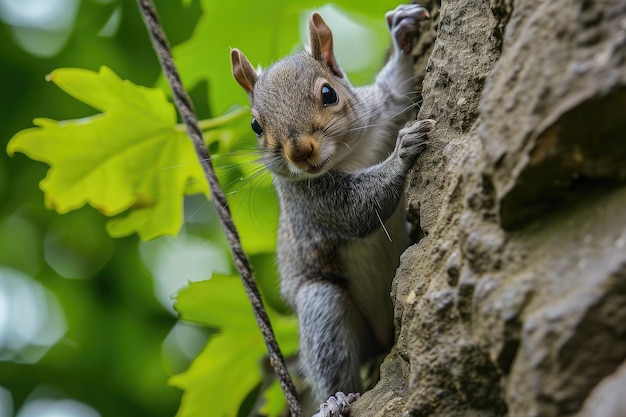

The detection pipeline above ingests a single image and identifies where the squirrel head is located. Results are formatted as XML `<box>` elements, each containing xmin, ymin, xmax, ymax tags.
<box><xmin>230</xmin><ymin>13</ymin><xmax>361</xmax><ymax>179</ymax></box>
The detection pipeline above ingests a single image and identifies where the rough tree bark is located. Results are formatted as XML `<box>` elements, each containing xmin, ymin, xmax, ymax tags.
<box><xmin>352</xmin><ymin>0</ymin><xmax>626</xmax><ymax>416</ymax></box>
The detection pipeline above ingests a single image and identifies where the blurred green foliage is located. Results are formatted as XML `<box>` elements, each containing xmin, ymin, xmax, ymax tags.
<box><xmin>0</xmin><ymin>0</ymin><xmax>402</xmax><ymax>416</ymax></box>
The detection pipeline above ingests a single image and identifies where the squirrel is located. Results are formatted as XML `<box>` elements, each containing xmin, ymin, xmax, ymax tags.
<box><xmin>230</xmin><ymin>3</ymin><xmax>434</xmax><ymax>416</ymax></box>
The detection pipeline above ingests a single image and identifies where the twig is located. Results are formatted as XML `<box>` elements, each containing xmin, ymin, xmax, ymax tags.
<box><xmin>136</xmin><ymin>1</ymin><xmax>303</xmax><ymax>415</ymax></box>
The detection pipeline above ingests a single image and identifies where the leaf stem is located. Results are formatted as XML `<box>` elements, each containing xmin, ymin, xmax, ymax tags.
<box><xmin>175</xmin><ymin>107</ymin><xmax>248</xmax><ymax>132</ymax></box>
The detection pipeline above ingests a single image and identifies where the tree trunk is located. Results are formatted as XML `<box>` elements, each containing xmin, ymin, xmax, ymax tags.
<box><xmin>353</xmin><ymin>0</ymin><xmax>626</xmax><ymax>416</ymax></box>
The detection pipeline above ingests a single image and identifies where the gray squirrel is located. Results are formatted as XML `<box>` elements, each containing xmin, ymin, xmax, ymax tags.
<box><xmin>230</xmin><ymin>3</ymin><xmax>434</xmax><ymax>416</ymax></box>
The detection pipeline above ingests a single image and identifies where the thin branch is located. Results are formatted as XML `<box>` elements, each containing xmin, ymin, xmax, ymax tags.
<box><xmin>135</xmin><ymin>1</ymin><xmax>303</xmax><ymax>415</ymax></box>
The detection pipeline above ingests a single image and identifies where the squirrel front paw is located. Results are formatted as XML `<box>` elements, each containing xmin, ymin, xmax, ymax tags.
<box><xmin>397</xmin><ymin>118</ymin><xmax>436</xmax><ymax>162</ymax></box>
<box><xmin>312</xmin><ymin>392</ymin><xmax>360</xmax><ymax>417</ymax></box>
<box><xmin>385</xmin><ymin>3</ymin><xmax>430</xmax><ymax>54</ymax></box>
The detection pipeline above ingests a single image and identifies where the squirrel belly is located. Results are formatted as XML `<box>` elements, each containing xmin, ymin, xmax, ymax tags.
<box><xmin>275</xmin><ymin>180</ymin><xmax>409</xmax><ymax>347</ymax></box>
<box><xmin>338</xmin><ymin>203</ymin><xmax>408</xmax><ymax>349</ymax></box>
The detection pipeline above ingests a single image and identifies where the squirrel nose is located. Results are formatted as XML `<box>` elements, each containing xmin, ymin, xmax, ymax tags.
<box><xmin>284</xmin><ymin>137</ymin><xmax>318</xmax><ymax>164</ymax></box>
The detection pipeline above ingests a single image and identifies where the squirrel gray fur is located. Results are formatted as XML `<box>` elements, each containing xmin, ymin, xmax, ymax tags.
<box><xmin>230</xmin><ymin>3</ymin><xmax>434</xmax><ymax>414</ymax></box>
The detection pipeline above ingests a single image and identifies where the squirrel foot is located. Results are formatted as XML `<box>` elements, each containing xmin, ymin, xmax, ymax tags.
<box><xmin>312</xmin><ymin>392</ymin><xmax>361</xmax><ymax>417</ymax></box>
<box><xmin>398</xmin><ymin>119</ymin><xmax>436</xmax><ymax>161</ymax></box>
<box><xmin>386</xmin><ymin>3</ymin><xmax>431</xmax><ymax>54</ymax></box>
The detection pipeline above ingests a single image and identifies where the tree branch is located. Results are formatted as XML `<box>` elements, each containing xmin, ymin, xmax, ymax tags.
<box><xmin>136</xmin><ymin>1</ymin><xmax>303</xmax><ymax>415</ymax></box>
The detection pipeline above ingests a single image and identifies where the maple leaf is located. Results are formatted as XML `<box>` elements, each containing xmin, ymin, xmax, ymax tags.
<box><xmin>171</xmin><ymin>276</ymin><xmax>298</xmax><ymax>417</ymax></box>
<box><xmin>7</xmin><ymin>66</ymin><xmax>211</xmax><ymax>240</ymax></box>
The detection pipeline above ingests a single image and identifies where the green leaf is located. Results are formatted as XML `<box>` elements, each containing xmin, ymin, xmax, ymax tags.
<box><xmin>260</xmin><ymin>380</ymin><xmax>288</xmax><ymax>417</ymax></box>
<box><xmin>174</xmin><ymin>275</ymin><xmax>257</xmax><ymax>330</ymax></box>
<box><xmin>173</xmin><ymin>276</ymin><xmax>298</xmax><ymax>351</ymax></box>
<box><xmin>172</xmin><ymin>276</ymin><xmax>298</xmax><ymax>417</ymax></box>
<box><xmin>170</xmin><ymin>331</ymin><xmax>264</xmax><ymax>417</ymax></box>
<box><xmin>6</xmin><ymin>67</ymin><xmax>248</xmax><ymax>241</ymax></box>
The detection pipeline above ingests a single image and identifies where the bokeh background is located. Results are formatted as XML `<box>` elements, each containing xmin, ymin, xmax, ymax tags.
<box><xmin>0</xmin><ymin>1</ymin><xmax>214</xmax><ymax>416</ymax></box>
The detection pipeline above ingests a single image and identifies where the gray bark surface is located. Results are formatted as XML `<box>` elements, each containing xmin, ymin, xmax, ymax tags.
<box><xmin>352</xmin><ymin>1</ymin><xmax>626</xmax><ymax>416</ymax></box>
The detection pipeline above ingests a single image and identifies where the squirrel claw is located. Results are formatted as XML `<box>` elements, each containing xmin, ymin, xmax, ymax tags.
<box><xmin>386</xmin><ymin>3</ymin><xmax>430</xmax><ymax>54</ymax></box>
<box><xmin>313</xmin><ymin>392</ymin><xmax>361</xmax><ymax>417</ymax></box>
<box><xmin>398</xmin><ymin>119</ymin><xmax>436</xmax><ymax>161</ymax></box>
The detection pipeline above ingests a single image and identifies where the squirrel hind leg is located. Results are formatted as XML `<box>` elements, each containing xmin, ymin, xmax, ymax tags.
<box><xmin>295</xmin><ymin>280</ymin><xmax>371</xmax><ymax>402</ymax></box>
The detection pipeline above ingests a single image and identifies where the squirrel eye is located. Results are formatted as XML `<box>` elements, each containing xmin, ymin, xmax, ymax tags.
<box><xmin>251</xmin><ymin>117</ymin><xmax>264</xmax><ymax>137</ymax></box>
<box><xmin>321</xmin><ymin>84</ymin><xmax>338</xmax><ymax>107</ymax></box>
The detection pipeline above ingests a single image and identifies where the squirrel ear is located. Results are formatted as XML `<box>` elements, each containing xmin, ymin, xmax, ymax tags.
<box><xmin>230</xmin><ymin>48</ymin><xmax>258</xmax><ymax>97</ymax></box>
<box><xmin>309</xmin><ymin>13</ymin><xmax>344</xmax><ymax>78</ymax></box>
